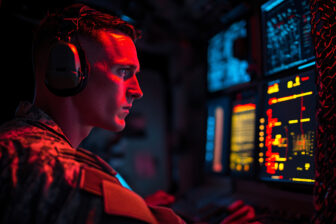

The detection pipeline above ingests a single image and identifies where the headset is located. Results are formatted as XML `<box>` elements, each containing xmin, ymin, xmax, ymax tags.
<box><xmin>44</xmin><ymin>8</ymin><xmax>89</xmax><ymax>97</ymax></box>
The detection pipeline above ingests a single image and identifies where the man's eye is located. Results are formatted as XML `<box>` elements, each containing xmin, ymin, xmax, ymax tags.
<box><xmin>118</xmin><ymin>68</ymin><xmax>133</xmax><ymax>79</ymax></box>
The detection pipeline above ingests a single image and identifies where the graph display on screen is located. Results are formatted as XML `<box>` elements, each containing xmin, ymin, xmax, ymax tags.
<box><xmin>207</xmin><ymin>20</ymin><xmax>250</xmax><ymax>92</ymax></box>
<box><xmin>258</xmin><ymin>69</ymin><xmax>317</xmax><ymax>184</ymax></box>
<box><xmin>205</xmin><ymin>97</ymin><xmax>231</xmax><ymax>174</ymax></box>
<box><xmin>229</xmin><ymin>95</ymin><xmax>256</xmax><ymax>175</ymax></box>
<box><xmin>261</xmin><ymin>0</ymin><xmax>315</xmax><ymax>76</ymax></box>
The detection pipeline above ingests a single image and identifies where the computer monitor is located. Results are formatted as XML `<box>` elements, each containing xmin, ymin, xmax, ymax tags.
<box><xmin>229</xmin><ymin>91</ymin><xmax>257</xmax><ymax>177</ymax></box>
<box><xmin>257</xmin><ymin>68</ymin><xmax>317</xmax><ymax>184</ymax></box>
<box><xmin>207</xmin><ymin>20</ymin><xmax>251</xmax><ymax>92</ymax></box>
<box><xmin>205</xmin><ymin>97</ymin><xmax>231</xmax><ymax>174</ymax></box>
<box><xmin>261</xmin><ymin>0</ymin><xmax>315</xmax><ymax>76</ymax></box>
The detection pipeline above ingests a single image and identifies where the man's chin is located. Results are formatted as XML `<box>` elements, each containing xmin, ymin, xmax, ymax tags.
<box><xmin>112</xmin><ymin>120</ymin><xmax>126</xmax><ymax>132</ymax></box>
<box><xmin>98</xmin><ymin>118</ymin><xmax>125</xmax><ymax>132</ymax></box>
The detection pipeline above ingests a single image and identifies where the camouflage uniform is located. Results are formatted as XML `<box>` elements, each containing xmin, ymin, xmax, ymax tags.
<box><xmin>0</xmin><ymin>101</ymin><xmax>184</xmax><ymax>224</ymax></box>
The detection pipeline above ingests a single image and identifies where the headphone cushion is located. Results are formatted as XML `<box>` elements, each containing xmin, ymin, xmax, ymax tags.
<box><xmin>45</xmin><ymin>41</ymin><xmax>82</xmax><ymax>90</ymax></box>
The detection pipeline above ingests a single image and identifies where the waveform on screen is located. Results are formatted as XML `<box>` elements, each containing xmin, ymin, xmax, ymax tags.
<box><xmin>258</xmin><ymin>70</ymin><xmax>316</xmax><ymax>184</ymax></box>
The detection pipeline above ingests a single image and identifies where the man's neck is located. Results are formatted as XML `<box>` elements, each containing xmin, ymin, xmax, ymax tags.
<box><xmin>34</xmin><ymin>98</ymin><xmax>92</xmax><ymax>148</ymax></box>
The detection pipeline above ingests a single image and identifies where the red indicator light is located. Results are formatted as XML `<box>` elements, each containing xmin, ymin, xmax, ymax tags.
<box><xmin>301</xmin><ymin>76</ymin><xmax>310</xmax><ymax>81</ymax></box>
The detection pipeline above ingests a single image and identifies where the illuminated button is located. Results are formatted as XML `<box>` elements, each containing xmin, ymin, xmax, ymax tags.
<box><xmin>259</xmin><ymin>158</ymin><xmax>264</xmax><ymax>163</ymax></box>
<box><xmin>268</xmin><ymin>83</ymin><xmax>279</xmax><ymax>94</ymax></box>
<box><xmin>244</xmin><ymin>165</ymin><xmax>250</xmax><ymax>171</ymax></box>
<box><xmin>274</xmin><ymin>122</ymin><xmax>282</xmax><ymax>126</ymax></box>
<box><xmin>259</xmin><ymin>152</ymin><xmax>263</xmax><ymax>157</ymax></box>
<box><xmin>213</xmin><ymin>164</ymin><xmax>223</xmax><ymax>172</ymax></box>
<box><xmin>293</xmin><ymin>76</ymin><xmax>301</xmax><ymax>87</ymax></box>
<box><xmin>259</xmin><ymin>143</ymin><xmax>264</xmax><ymax>148</ymax></box>
<box><xmin>289</xmin><ymin>120</ymin><xmax>298</xmax><ymax>124</ymax></box>
<box><xmin>260</xmin><ymin>118</ymin><xmax>265</xmax><ymax>123</ymax></box>
<box><xmin>279</xmin><ymin>163</ymin><xmax>284</xmax><ymax>171</ymax></box>
<box><xmin>236</xmin><ymin>164</ymin><xmax>242</xmax><ymax>171</ymax></box>
<box><xmin>301</xmin><ymin>118</ymin><xmax>310</xmax><ymax>123</ymax></box>
<box><xmin>259</xmin><ymin>132</ymin><xmax>264</xmax><ymax>137</ymax></box>
<box><xmin>305</xmin><ymin>163</ymin><xmax>310</xmax><ymax>170</ymax></box>
<box><xmin>259</xmin><ymin>137</ymin><xmax>264</xmax><ymax>142</ymax></box>
<box><xmin>259</xmin><ymin>125</ymin><xmax>265</xmax><ymax>130</ymax></box>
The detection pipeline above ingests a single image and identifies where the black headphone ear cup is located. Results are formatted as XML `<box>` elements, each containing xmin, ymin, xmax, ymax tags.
<box><xmin>45</xmin><ymin>41</ymin><xmax>88</xmax><ymax>96</ymax></box>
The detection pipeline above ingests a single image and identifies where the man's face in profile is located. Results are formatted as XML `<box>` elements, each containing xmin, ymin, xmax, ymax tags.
<box><xmin>73</xmin><ymin>30</ymin><xmax>143</xmax><ymax>132</ymax></box>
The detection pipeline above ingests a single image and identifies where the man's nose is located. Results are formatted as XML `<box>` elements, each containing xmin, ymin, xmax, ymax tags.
<box><xmin>127</xmin><ymin>76</ymin><xmax>143</xmax><ymax>99</ymax></box>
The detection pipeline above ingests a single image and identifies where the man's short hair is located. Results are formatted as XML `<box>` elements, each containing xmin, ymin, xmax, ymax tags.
<box><xmin>32</xmin><ymin>3</ymin><xmax>140</xmax><ymax>70</ymax></box>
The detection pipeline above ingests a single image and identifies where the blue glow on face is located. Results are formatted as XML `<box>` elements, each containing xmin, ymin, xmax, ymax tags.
<box><xmin>208</xmin><ymin>20</ymin><xmax>250</xmax><ymax>92</ymax></box>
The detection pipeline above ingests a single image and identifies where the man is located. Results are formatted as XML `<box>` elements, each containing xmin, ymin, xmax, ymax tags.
<box><xmin>0</xmin><ymin>4</ymin><xmax>258</xmax><ymax>223</ymax></box>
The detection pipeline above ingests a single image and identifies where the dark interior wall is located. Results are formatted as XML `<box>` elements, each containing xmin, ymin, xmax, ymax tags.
<box><xmin>168</xmin><ymin>39</ymin><xmax>208</xmax><ymax>194</ymax></box>
<box><xmin>0</xmin><ymin>9</ymin><xmax>35</xmax><ymax>124</ymax></box>
<box><xmin>0</xmin><ymin>0</ymin><xmax>73</xmax><ymax>124</ymax></box>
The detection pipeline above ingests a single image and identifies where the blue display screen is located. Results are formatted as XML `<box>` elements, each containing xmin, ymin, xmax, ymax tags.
<box><xmin>207</xmin><ymin>20</ymin><xmax>250</xmax><ymax>92</ymax></box>
<box><xmin>261</xmin><ymin>0</ymin><xmax>315</xmax><ymax>75</ymax></box>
